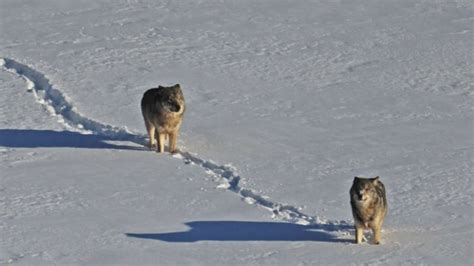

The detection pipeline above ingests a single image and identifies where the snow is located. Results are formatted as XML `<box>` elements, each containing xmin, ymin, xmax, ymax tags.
<box><xmin>1</xmin><ymin>0</ymin><xmax>473</xmax><ymax>265</ymax></box>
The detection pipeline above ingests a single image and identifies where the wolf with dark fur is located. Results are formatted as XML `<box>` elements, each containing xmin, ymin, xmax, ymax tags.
<box><xmin>350</xmin><ymin>176</ymin><xmax>387</xmax><ymax>244</ymax></box>
<box><xmin>141</xmin><ymin>84</ymin><xmax>185</xmax><ymax>153</ymax></box>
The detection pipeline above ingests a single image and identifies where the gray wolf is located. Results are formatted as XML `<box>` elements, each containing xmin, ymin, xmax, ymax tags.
<box><xmin>141</xmin><ymin>84</ymin><xmax>185</xmax><ymax>153</ymax></box>
<box><xmin>350</xmin><ymin>176</ymin><xmax>387</xmax><ymax>244</ymax></box>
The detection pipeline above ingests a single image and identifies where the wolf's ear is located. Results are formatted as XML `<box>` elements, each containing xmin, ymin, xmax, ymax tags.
<box><xmin>174</xmin><ymin>83</ymin><xmax>181</xmax><ymax>88</ymax></box>
<box><xmin>372</xmin><ymin>176</ymin><xmax>380</xmax><ymax>184</ymax></box>
<box><xmin>158</xmin><ymin>85</ymin><xmax>164</xmax><ymax>89</ymax></box>
<box><xmin>353</xmin><ymin>176</ymin><xmax>360</xmax><ymax>183</ymax></box>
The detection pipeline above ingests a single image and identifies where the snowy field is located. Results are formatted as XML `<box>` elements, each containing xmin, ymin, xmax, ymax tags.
<box><xmin>1</xmin><ymin>0</ymin><xmax>473</xmax><ymax>265</ymax></box>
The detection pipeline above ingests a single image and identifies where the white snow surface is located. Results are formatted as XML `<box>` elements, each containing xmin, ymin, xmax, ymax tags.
<box><xmin>1</xmin><ymin>0</ymin><xmax>473</xmax><ymax>265</ymax></box>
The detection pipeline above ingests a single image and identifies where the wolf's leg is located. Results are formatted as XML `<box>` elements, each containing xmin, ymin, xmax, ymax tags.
<box><xmin>169</xmin><ymin>132</ymin><xmax>178</xmax><ymax>153</ymax></box>
<box><xmin>146</xmin><ymin>124</ymin><xmax>156</xmax><ymax>149</ymax></box>
<box><xmin>154</xmin><ymin>128</ymin><xmax>159</xmax><ymax>145</ymax></box>
<box><xmin>157</xmin><ymin>132</ymin><xmax>166</xmax><ymax>153</ymax></box>
<box><xmin>355</xmin><ymin>225</ymin><xmax>364</xmax><ymax>244</ymax></box>
<box><xmin>372</xmin><ymin>224</ymin><xmax>382</xmax><ymax>245</ymax></box>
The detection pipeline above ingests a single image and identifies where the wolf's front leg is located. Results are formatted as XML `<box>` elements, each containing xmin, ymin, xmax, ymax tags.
<box><xmin>372</xmin><ymin>225</ymin><xmax>382</xmax><ymax>245</ymax></box>
<box><xmin>169</xmin><ymin>132</ymin><xmax>178</xmax><ymax>153</ymax></box>
<box><xmin>157</xmin><ymin>133</ymin><xmax>166</xmax><ymax>153</ymax></box>
<box><xmin>355</xmin><ymin>225</ymin><xmax>364</xmax><ymax>244</ymax></box>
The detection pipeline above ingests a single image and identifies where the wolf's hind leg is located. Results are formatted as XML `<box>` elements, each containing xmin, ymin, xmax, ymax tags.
<box><xmin>146</xmin><ymin>124</ymin><xmax>156</xmax><ymax>149</ymax></box>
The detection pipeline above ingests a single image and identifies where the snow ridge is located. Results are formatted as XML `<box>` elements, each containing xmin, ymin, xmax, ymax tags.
<box><xmin>1</xmin><ymin>57</ymin><xmax>351</xmax><ymax>231</ymax></box>
<box><xmin>0</xmin><ymin>57</ymin><xmax>144</xmax><ymax>144</ymax></box>
<box><xmin>179</xmin><ymin>151</ymin><xmax>350</xmax><ymax>229</ymax></box>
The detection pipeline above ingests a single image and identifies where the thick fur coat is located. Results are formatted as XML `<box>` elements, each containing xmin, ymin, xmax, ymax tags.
<box><xmin>350</xmin><ymin>176</ymin><xmax>387</xmax><ymax>244</ymax></box>
<box><xmin>141</xmin><ymin>84</ymin><xmax>185</xmax><ymax>153</ymax></box>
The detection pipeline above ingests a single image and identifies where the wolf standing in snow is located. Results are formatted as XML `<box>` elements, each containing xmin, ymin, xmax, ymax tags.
<box><xmin>141</xmin><ymin>84</ymin><xmax>185</xmax><ymax>153</ymax></box>
<box><xmin>350</xmin><ymin>176</ymin><xmax>387</xmax><ymax>244</ymax></box>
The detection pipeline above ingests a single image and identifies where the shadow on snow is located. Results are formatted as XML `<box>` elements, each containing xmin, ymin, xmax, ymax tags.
<box><xmin>0</xmin><ymin>129</ymin><xmax>144</xmax><ymax>151</ymax></box>
<box><xmin>126</xmin><ymin>221</ymin><xmax>352</xmax><ymax>243</ymax></box>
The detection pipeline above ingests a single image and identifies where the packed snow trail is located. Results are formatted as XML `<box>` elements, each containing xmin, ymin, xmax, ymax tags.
<box><xmin>0</xmin><ymin>58</ymin><xmax>143</xmax><ymax>144</ymax></box>
<box><xmin>1</xmin><ymin>57</ymin><xmax>352</xmax><ymax>231</ymax></box>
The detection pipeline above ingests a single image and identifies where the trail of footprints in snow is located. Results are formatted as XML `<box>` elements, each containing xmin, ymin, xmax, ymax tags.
<box><xmin>1</xmin><ymin>57</ymin><xmax>351</xmax><ymax>232</ymax></box>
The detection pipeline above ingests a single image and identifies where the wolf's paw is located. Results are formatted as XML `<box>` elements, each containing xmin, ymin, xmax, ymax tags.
<box><xmin>169</xmin><ymin>148</ymin><xmax>180</xmax><ymax>154</ymax></box>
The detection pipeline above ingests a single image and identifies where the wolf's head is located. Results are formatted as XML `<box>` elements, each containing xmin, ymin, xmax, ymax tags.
<box><xmin>351</xmin><ymin>176</ymin><xmax>381</xmax><ymax>202</ymax></box>
<box><xmin>157</xmin><ymin>84</ymin><xmax>185</xmax><ymax>113</ymax></box>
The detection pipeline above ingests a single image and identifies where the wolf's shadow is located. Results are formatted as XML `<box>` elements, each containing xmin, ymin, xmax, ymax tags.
<box><xmin>126</xmin><ymin>220</ymin><xmax>352</xmax><ymax>243</ymax></box>
<box><xmin>0</xmin><ymin>129</ymin><xmax>144</xmax><ymax>150</ymax></box>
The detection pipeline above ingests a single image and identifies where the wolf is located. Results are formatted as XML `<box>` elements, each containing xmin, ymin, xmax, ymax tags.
<box><xmin>350</xmin><ymin>176</ymin><xmax>387</xmax><ymax>244</ymax></box>
<box><xmin>141</xmin><ymin>84</ymin><xmax>185</xmax><ymax>153</ymax></box>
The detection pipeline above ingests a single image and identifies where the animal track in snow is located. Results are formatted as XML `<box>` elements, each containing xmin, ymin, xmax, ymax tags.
<box><xmin>1</xmin><ymin>57</ymin><xmax>352</xmax><ymax>233</ymax></box>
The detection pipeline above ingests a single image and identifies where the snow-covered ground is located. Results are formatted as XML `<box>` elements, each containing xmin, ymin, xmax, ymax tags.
<box><xmin>1</xmin><ymin>0</ymin><xmax>473</xmax><ymax>265</ymax></box>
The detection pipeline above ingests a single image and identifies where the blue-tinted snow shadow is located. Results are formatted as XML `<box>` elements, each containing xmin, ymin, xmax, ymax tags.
<box><xmin>126</xmin><ymin>221</ymin><xmax>352</xmax><ymax>243</ymax></box>
<box><xmin>0</xmin><ymin>129</ymin><xmax>145</xmax><ymax>151</ymax></box>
